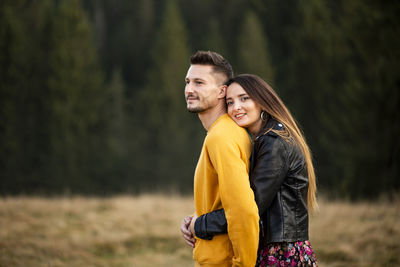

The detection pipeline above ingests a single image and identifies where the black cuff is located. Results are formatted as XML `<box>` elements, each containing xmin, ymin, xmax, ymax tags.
<box><xmin>194</xmin><ymin>214</ymin><xmax>214</xmax><ymax>240</ymax></box>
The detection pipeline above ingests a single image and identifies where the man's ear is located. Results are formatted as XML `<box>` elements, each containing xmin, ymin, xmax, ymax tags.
<box><xmin>218</xmin><ymin>85</ymin><xmax>227</xmax><ymax>99</ymax></box>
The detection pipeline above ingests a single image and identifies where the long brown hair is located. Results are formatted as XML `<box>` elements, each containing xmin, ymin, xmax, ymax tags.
<box><xmin>227</xmin><ymin>74</ymin><xmax>318</xmax><ymax>212</ymax></box>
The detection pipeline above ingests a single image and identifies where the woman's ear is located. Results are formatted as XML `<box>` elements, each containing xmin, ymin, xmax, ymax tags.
<box><xmin>218</xmin><ymin>85</ymin><xmax>227</xmax><ymax>99</ymax></box>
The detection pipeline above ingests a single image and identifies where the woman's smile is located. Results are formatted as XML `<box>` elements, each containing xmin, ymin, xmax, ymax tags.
<box><xmin>234</xmin><ymin>113</ymin><xmax>246</xmax><ymax>119</ymax></box>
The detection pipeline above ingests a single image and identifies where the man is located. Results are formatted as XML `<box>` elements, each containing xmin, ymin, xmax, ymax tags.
<box><xmin>181</xmin><ymin>51</ymin><xmax>259</xmax><ymax>267</ymax></box>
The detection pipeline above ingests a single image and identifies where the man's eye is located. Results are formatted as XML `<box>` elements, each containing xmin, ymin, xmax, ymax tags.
<box><xmin>196</xmin><ymin>81</ymin><xmax>203</xmax><ymax>85</ymax></box>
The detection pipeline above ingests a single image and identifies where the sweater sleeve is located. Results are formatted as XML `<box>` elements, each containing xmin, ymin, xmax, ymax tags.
<box><xmin>207</xmin><ymin>133</ymin><xmax>259</xmax><ymax>267</ymax></box>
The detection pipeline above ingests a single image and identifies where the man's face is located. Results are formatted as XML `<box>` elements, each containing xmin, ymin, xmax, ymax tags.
<box><xmin>184</xmin><ymin>65</ymin><xmax>223</xmax><ymax>113</ymax></box>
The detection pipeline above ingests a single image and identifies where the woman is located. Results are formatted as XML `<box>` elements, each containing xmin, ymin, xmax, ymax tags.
<box><xmin>190</xmin><ymin>74</ymin><xmax>318</xmax><ymax>266</ymax></box>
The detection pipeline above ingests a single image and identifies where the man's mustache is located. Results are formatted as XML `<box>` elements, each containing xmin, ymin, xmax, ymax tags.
<box><xmin>186</xmin><ymin>94</ymin><xmax>199</xmax><ymax>100</ymax></box>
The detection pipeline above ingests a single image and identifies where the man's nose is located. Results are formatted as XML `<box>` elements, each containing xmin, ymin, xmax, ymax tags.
<box><xmin>185</xmin><ymin>83</ymin><xmax>194</xmax><ymax>94</ymax></box>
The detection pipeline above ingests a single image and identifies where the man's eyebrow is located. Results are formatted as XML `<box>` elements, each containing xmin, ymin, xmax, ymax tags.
<box><xmin>185</xmin><ymin>77</ymin><xmax>206</xmax><ymax>81</ymax></box>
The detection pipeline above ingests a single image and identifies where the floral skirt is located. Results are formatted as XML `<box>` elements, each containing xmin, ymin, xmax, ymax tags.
<box><xmin>256</xmin><ymin>240</ymin><xmax>317</xmax><ymax>267</ymax></box>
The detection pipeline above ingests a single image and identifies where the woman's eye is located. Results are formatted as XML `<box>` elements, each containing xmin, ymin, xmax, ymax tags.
<box><xmin>241</xmin><ymin>96</ymin><xmax>249</xmax><ymax>101</ymax></box>
<box><xmin>226</xmin><ymin>101</ymin><xmax>233</xmax><ymax>106</ymax></box>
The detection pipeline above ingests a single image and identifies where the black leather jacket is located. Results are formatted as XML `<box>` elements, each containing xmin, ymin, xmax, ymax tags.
<box><xmin>194</xmin><ymin>119</ymin><xmax>309</xmax><ymax>245</ymax></box>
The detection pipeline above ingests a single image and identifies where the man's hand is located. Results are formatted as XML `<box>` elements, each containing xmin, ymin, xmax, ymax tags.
<box><xmin>180</xmin><ymin>215</ymin><xmax>195</xmax><ymax>248</ymax></box>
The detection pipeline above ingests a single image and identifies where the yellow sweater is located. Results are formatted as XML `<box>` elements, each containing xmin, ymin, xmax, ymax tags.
<box><xmin>193</xmin><ymin>114</ymin><xmax>259</xmax><ymax>267</ymax></box>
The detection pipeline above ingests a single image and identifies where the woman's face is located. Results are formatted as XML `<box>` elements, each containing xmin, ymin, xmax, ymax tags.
<box><xmin>226</xmin><ymin>83</ymin><xmax>263</xmax><ymax>135</ymax></box>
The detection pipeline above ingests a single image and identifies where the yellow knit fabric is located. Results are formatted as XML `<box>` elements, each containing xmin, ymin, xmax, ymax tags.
<box><xmin>193</xmin><ymin>114</ymin><xmax>259</xmax><ymax>267</ymax></box>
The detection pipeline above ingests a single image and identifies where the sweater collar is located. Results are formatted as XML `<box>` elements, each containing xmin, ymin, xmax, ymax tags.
<box><xmin>208</xmin><ymin>113</ymin><xmax>229</xmax><ymax>133</ymax></box>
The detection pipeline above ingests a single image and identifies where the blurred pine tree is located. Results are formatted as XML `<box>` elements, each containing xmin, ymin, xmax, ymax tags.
<box><xmin>47</xmin><ymin>0</ymin><xmax>106</xmax><ymax>192</ymax></box>
<box><xmin>138</xmin><ymin>0</ymin><xmax>202</xmax><ymax>191</ymax></box>
<box><xmin>236</xmin><ymin>10</ymin><xmax>275</xmax><ymax>83</ymax></box>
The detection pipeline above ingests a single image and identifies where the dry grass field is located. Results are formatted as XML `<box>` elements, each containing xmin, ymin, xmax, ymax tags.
<box><xmin>0</xmin><ymin>194</ymin><xmax>399</xmax><ymax>267</ymax></box>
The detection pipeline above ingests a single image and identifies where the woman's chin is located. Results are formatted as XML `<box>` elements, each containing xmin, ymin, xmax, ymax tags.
<box><xmin>235</xmin><ymin>120</ymin><xmax>248</xmax><ymax>128</ymax></box>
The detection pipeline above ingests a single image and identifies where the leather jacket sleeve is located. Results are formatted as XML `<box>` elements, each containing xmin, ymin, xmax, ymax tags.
<box><xmin>251</xmin><ymin>133</ymin><xmax>289</xmax><ymax>215</ymax></box>
<box><xmin>194</xmin><ymin>208</ymin><xmax>227</xmax><ymax>240</ymax></box>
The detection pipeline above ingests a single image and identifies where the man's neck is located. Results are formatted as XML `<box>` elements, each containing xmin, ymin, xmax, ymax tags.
<box><xmin>198</xmin><ymin>103</ymin><xmax>227</xmax><ymax>131</ymax></box>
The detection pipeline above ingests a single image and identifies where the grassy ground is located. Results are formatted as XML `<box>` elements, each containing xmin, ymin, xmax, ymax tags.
<box><xmin>0</xmin><ymin>195</ymin><xmax>399</xmax><ymax>267</ymax></box>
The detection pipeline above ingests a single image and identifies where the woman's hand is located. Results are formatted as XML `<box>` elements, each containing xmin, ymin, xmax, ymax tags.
<box><xmin>180</xmin><ymin>215</ymin><xmax>196</xmax><ymax>248</ymax></box>
<box><xmin>189</xmin><ymin>214</ymin><xmax>198</xmax><ymax>236</ymax></box>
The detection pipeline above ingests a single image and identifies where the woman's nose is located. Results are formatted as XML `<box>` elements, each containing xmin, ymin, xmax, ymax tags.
<box><xmin>233</xmin><ymin>102</ymin><xmax>241</xmax><ymax>111</ymax></box>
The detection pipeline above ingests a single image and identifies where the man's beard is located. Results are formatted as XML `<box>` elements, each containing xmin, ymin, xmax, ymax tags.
<box><xmin>186</xmin><ymin>97</ymin><xmax>216</xmax><ymax>113</ymax></box>
<box><xmin>187</xmin><ymin>105</ymin><xmax>206</xmax><ymax>113</ymax></box>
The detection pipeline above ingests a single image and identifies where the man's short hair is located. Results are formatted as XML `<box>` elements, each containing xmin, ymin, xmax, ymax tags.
<box><xmin>190</xmin><ymin>51</ymin><xmax>234</xmax><ymax>84</ymax></box>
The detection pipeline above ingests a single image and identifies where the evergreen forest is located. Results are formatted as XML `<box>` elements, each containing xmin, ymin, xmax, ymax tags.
<box><xmin>1</xmin><ymin>0</ymin><xmax>399</xmax><ymax>199</ymax></box>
